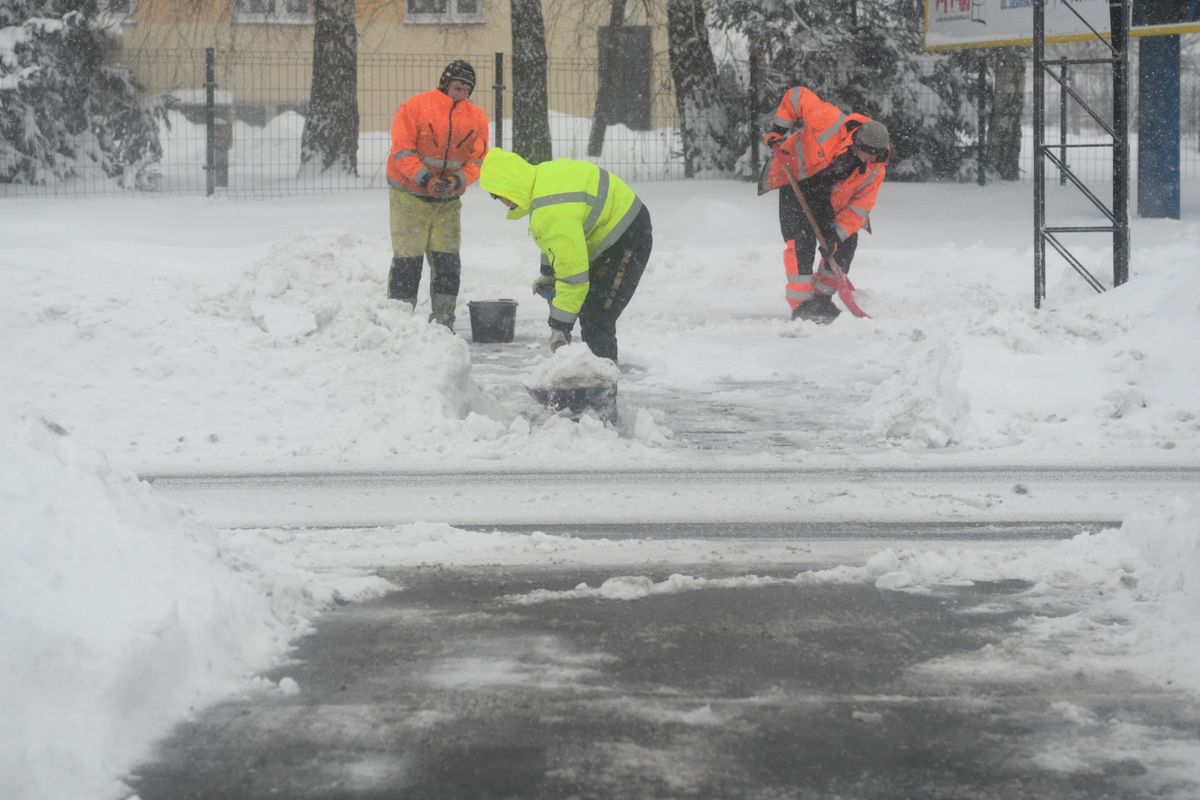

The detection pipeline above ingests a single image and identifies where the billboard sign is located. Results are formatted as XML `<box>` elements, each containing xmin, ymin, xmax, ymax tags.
<box><xmin>925</xmin><ymin>0</ymin><xmax>1200</xmax><ymax>51</ymax></box>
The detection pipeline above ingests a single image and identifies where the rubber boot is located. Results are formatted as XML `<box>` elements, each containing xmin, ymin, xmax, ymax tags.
<box><xmin>429</xmin><ymin>293</ymin><xmax>457</xmax><ymax>330</ymax></box>
<box><xmin>792</xmin><ymin>294</ymin><xmax>841</xmax><ymax>324</ymax></box>
<box><xmin>388</xmin><ymin>256</ymin><xmax>422</xmax><ymax>308</ymax></box>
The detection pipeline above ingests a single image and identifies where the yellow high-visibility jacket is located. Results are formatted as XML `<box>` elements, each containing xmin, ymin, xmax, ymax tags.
<box><xmin>479</xmin><ymin>148</ymin><xmax>642</xmax><ymax>327</ymax></box>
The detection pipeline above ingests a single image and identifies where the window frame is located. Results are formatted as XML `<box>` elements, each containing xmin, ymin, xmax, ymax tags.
<box><xmin>234</xmin><ymin>0</ymin><xmax>312</xmax><ymax>26</ymax></box>
<box><xmin>404</xmin><ymin>0</ymin><xmax>484</xmax><ymax>26</ymax></box>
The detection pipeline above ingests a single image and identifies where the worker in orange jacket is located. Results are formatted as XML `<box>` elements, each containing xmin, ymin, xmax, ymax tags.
<box><xmin>386</xmin><ymin>60</ymin><xmax>490</xmax><ymax>329</ymax></box>
<box><xmin>759</xmin><ymin>86</ymin><xmax>890</xmax><ymax>323</ymax></box>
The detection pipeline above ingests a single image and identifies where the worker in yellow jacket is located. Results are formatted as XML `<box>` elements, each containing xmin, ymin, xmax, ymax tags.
<box><xmin>479</xmin><ymin>148</ymin><xmax>651</xmax><ymax>363</ymax></box>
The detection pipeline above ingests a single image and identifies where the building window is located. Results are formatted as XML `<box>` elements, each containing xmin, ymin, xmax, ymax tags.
<box><xmin>235</xmin><ymin>0</ymin><xmax>311</xmax><ymax>25</ymax></box>
<box><xmin>405</xmin><ymin>0</ymin><xmax>483</xmax><ymax>25</ymax></box>
<box><xmin>98</xmin><ymin>0</ymin><xmax>134</xmax><ymax>24</ymax></box>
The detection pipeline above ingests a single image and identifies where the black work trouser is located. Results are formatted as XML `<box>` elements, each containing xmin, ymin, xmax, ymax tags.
<box><xmin>577</xmin><ymin>205</ymin><xmax>652</xmax><ymax>363</ymax></box>
<box><xmin>777</xmin><ymin>182</ymin><xmax>857</xmax><ymax>277</ymax></box>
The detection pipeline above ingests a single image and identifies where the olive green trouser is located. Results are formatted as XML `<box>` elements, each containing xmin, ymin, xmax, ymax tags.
<box><xmin>388</xmin><ymin>189</ymin><xmax>463</xmax><ymax>312</ymax></box>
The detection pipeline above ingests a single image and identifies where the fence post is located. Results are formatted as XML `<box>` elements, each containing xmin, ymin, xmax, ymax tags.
<box><xmin>977</xmin><ymin>55</ymin><xmax>986</xmax><ymax>187</ymax></box>
<box><xmin>493</xmin><ymin>52</ymin><xmax>504</xmax><ymax>151</ymax></box>
<box><xmin>748</xmin><ymin>52</ymin><xmax>760</xmax><ymax>180</ymax></box>
<box><xmin>1059</xmin><ymin>56</ymin><xmax>1068</xmax><ymax>185</ymax></box>
<box><xmin>204</xmin><ymin>48</ymin><xmax>215</xmax><ymax>197</ymax></box>
<box><xmin>1111</xmin><ymin>0</ymin><xmax>1130</xmax><ymax>287</ymax></box>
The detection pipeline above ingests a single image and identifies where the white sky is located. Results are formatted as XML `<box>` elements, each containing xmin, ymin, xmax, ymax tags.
<box><xmin>2</xmin><ymin>176</ymin><xmax>1200</xmax><ymax>800</ymax></box>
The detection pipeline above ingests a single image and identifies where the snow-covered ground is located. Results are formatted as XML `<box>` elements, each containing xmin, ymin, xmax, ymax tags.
<box><xmin>3</xmin><ymin>178</ymin><xmax>1199</xmax><ymax>800</ymax></box>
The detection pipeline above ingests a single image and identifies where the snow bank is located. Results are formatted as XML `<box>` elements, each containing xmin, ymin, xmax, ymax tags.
<box><xmin>864</xmin><ymin>253</ymin><xmax>1200</xmax><ymax>454</ymax></box>
<box><xmin>0</xmin><ymin>414</ymin><xmax>392</xmax><ymax>800</ymax></box>
<box><xmin>855</xmin><ymin>497</ymin><xmax>1200</xmax><ymax>694</ymax></box>
<box><xmin>2</xmin><ymin>213</ymin><xmax>674</xmax><ymax>472</ymax></box>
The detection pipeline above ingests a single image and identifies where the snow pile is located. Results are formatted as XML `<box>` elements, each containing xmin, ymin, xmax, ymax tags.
<box><xmin>802</xmin><ymin>497</ymin><xmax>1200</xmax><ymax>695</ymax></box>
<box><xmin>524</xmin><ymin>343</ymin><xmax>621</xmax><ymax>389</ymax></box>
<box><xmin>864</xmin><ymin>497</ymin><xmax>1200</xmax><ymax>692</ymax></box>
<box><xmin>506</xmin><ymin>572</ymin><xmax>789</xmax><ymax>605</ymax></box>
<box><xmin>5</xmin><ymin>184</ymin><xmax>1200</xmax><ymax>469</ymax></box>
<box><xmin>0</xmin><ymin>414</ymin><xmax>393</xmax><ymax>800</ymax></box>
<box><xmin>1</xmin><ymin>216</ymin><xmax>675</xmax><ymax>472</ymax></box>
<box><xmin>865</xmin><ymin>252</ymin><xmax>1200</xmax><ymax>454</ymax></box>
<box><xmin>194</xmin><ymin>232</ymin><xmax>484</xmax><ymax>421</ymax></box>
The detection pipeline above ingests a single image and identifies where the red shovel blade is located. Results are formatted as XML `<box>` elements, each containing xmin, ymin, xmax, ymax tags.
<box><xmin>831</xmin><ymin>267</ymin><xmax>870</xmax><ymax>319</ymax></box>
<box><xmin>837</xmin><ymin>282</ymin><xmax>871</xmax><ymax>319</ymax></box>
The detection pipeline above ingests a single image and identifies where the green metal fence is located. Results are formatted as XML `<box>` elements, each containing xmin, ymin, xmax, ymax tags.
<box><xmin>2</xmin><ymin>47</ymin><xmax>1198</xmax><ymax>197</ymax></box>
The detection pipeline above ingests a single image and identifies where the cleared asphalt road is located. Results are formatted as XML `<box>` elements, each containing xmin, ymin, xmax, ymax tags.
<box><xmin>131</xmin><ymin>554</ymin><xmax>1200</xmax><ymax>800</ymax></box>
<box><xmin>130</xmin><ymin>467</ymin><xmax>1200</xmax><ymax>798</ymax></box>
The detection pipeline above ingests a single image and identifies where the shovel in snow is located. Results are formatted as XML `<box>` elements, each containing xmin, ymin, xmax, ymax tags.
<box><xmin>779</xmin><ymin>161</ymin><xmax>871</xmax><ymax>319</ymax></box>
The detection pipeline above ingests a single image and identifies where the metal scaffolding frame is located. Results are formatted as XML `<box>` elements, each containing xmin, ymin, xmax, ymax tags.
<box><xmin>1033</xmin><ymin>0</ymin><xmax>1131</xmax><ymax>307</ymax></box>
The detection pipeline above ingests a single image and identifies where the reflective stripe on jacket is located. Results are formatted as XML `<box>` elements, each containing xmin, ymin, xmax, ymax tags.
<box><xmin>386</xmin><ymin>88</ymin><xmax>489</xmax><ymax>199</ymax></box>
<box><xmin>479</xmin><ymin>148</ymin><xmax>642</xmax><ymax>327</ymax></box>
<box><xmin>829</xmin><ymin>163</ymin><xmax>885</xmax><ymax>242</ymax></box>
<box><xmin>760</xmin><ymin>86</ymin><xmax>887</xmax><ymax>242</ymax></box>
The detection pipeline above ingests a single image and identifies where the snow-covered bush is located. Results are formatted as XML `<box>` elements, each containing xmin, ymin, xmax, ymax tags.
<box><xmin>0</xmin><ymin>1</ymin><xmax>162</xmax><ymax>187</ymax></box>
<box><xmin>710</xmin><ymin>0</ymin><xmax>974</xmax><ymax>182</ymax></box>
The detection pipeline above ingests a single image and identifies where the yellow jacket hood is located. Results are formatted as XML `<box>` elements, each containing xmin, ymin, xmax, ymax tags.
<box><xmin>479</xmin><ymin>148</ymin><xmax>535</xmax><ymax>220</ymax></box>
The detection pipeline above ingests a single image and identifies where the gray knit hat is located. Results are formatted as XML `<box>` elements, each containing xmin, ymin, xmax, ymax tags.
<box><xmin>854</xmin><ymin>120</ymin><xmax>890</xmax><ymax>157</ymax></box>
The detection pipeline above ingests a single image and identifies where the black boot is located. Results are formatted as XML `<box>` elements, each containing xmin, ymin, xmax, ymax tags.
<box><xmin>792</xmin><ymin>294</ymin><xmax>841</xmax><ymax>324</ymax></box>
<box><xmin>388</xmin><ymin>256</ymin><xmax>423</xmax><ymax>304</ymax></box>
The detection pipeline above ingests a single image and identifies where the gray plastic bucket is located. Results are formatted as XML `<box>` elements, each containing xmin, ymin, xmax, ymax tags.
<box><xmin>467</xmin><ymin>299</ymin><xmax>517</xmax><ymax>343</ymax></box>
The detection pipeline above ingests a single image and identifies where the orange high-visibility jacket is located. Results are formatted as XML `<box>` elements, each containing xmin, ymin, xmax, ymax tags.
<box><xmin>760</xmin><ymin>86</ymin><xmax>888</xmax><ymax>242</ymax></box>
<box><xmin>386</xmin><ymin>88</ymin><xmax>489</xmax><ymax>199</ymax></box>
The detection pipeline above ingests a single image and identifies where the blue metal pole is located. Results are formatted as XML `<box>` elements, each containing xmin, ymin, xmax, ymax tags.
<box><xmin>1136</xmin><ymin>35</ymin><xmax>1180</xmax><ymax>219</ymax></box>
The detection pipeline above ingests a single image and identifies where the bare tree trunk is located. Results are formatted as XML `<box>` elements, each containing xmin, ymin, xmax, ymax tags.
<box><xmin>300</xmin><ymin>0</ymin><xmax>358</xmax><ymax>175</ymax></box>
<box><xmin>587</xmin><ymin>0</ymin><xmax>626</xmax><ymax>157</ymax></box>
<box><xmin>511</xmin><ymin>0</ymin><xmax>552</xmax><ymax>163</ymax></box>
<box><xmin>988</xmin><ymin>48</ymin><xmax>1025</xmax><ymax>181</ymax></box>
<box><xmin>667</xmin><ymin>0</ymin><xmax>731</xmax><ymax>177</ymax></box>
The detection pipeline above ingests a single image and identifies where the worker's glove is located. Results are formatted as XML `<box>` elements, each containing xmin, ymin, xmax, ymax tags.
<box><xmin>432</xmin><ymin>175</ymin><xmax>460</xmax><ymax>197</ymax></box>
<box><xmin>549</xmin><ymin>328</ymin><xmax>571</xmax><ymax>352</ymax></box>
<box><xmin>531</xmin><ymin>274</ymin><xmax>556</xmax><ymax>299</ymax></box>
<box><xmin>819</xmin><ymin>227</ymin><xmax>841</xmax><ymax>254</ymax></box>
<box><xmin>818</xmin><ymin>241</ymin><xmax>838</xmax><ymax>266</ymax></box>
<box><xmin>763</xmin><ymin>130</ymin><xmax>784</xmax><ymax>151</ymax></box>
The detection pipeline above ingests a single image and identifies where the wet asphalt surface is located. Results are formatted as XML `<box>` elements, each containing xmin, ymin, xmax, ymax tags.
<box><xmin>130</xmin><ymin>334</ymin><xmax>1200</xmax><ymax>799</ymax></box>
<box><xmin>130</xmin><ymin>559</ymin><xmax>1199</xmax><ymax>800</ymax></box>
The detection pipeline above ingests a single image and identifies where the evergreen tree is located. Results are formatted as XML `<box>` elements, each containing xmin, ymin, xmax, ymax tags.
<box><xmin>709</xmin><ymin>0</ymin><xmax>974</xmax><ymax>181</ymax></box>
<box><xmin>0</xmin><ymin>0</ymin><xmax>162</xmax><ymax>187</ymax></box>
